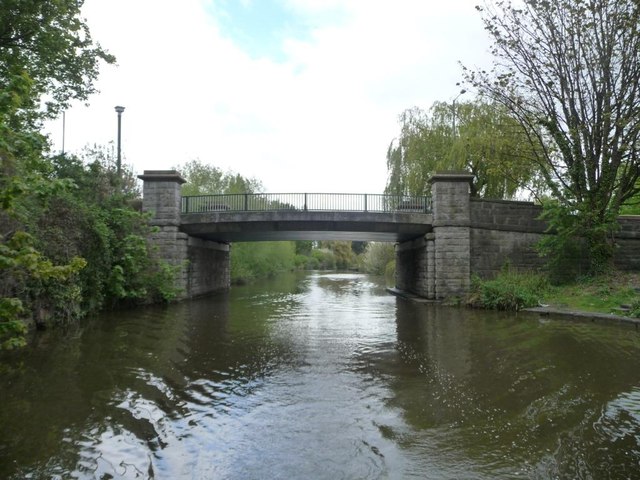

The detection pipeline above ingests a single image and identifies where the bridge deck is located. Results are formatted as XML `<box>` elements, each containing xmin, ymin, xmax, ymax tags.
<box><xmin>179</xmin><ymin>193</ymin><xmax>432</xmax><ymax>242</ymax></box>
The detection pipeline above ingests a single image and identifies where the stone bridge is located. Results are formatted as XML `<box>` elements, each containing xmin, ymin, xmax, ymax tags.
<box><xmin>138</xmin><ymin>170</ymin><xmax>640</xmax><ymax>300</ymax></box>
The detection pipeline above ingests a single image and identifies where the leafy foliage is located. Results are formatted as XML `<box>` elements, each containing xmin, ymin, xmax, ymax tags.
<box><xmin>386</xmin><ymin>99</ymin><xmax>541</xmax><ymax>198</ymax></box>
<box><xmin>362</xmin><ymin>242</ymin><xmax>395</xmax><ymax>276</ymax></box>
<box><xmin>230</xmin><ymin>242</ymin><xmax>296</xmax><ymax>283</ymax></box>
<box><xmin>178</xmin><ymin>159</ymin><xmax>297</xmax><ymax>283</ymax></box>
<box><xmin>467</xmin><ymin>0</ymin><xmax>640</xmax><ymax>273</ymax></box>
<box><xmin>469</xmin><ymin>267</ymin><xmax>549</xmax><ymax>311</ymax></box>
<box><xmin>318</xmin><ymin>241</ymin><xmax>356</xmax><ymax>270</ymax></box>
<box><xmin>1</xmin><ymin>151</ymin><xmax>180</xmax><ymax>349</ymax></box>
<box><xmin>0</xmin><ymin>0</ymin><xmax>115</xmax><ymax>121</ymax></box>
<box><xmin>178</xmin><ymin>159</ymin><xmax>263</xmax><ymax>195</ymax></box>
<box><xmin>0</xmin><ymin>0</ymin><xmax>119</xmax><ymax>348</ymax></box>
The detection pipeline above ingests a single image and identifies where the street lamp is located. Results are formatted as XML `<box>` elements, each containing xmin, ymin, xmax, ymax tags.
<box><xmin>452</xmin><ymin>89</ymin><xmax>467</xmax><ymax>136</ymax></box>
<box><xmin>115</xmin><ymin>105</ymin><xmax>125</xmax><ymax>176</ymax></box>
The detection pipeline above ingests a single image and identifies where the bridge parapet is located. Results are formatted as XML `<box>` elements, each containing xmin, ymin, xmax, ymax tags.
<box><xmin>181</xmin><ymin>192</ymin><xmax>431</xmax><ymax>214</ymax></box>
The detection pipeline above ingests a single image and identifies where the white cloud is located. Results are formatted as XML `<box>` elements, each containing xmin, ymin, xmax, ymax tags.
<box><xmin>45</xmin><ymin>0</ymin><xmax>492</xmax><ymax>193</ymax></box>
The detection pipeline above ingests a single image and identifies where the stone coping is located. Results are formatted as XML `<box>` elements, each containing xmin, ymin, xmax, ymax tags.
<box><xmin>524</xmin><ymin>306</ymin><xmax>640</xmax><ymax>328</ymax></box>
<box><xmin>138</xmin><ymin>170</ymin><xmax>186</xmax><ymax>184</ymax></box>
<box><xmin>429</xmin><ymin>172</ymin><xmax>474</xmax><ymax>184</ymax></box>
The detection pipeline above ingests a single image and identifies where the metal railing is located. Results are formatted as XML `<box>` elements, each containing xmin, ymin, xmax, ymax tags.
<box><xmin>181</xmin><ymin>193</ymin><xmax>431</xmax><ymax>214</ymax></box>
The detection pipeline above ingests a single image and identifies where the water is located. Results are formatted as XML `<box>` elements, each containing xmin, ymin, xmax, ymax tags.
<box><xmin>1</xmin><ymin>271</ymin><xmax>640</xmax><ymax>479</ymax></box>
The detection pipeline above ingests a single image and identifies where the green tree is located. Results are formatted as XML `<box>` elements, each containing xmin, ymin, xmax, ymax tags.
<box><xmin>319</xmin><ymin>241</ymin><xmax>356</xmax><ymax>270</ymax></box>
<box><xmin>386</xmin><ymin>99</ymin><xmax>541</xmax><ymax>198</ymax></box>
<box><xmin>351</xmin><ymin>241</ymin><xmax>368</xmax><ymax>255</ymax></box>
<box><xmin>295</xmin><ymin>240</ymin><xmax>313</xmax><ymax>256</ymax></box>
<box><xmin>177</xmin><ymin>159</ymin><xmax>295</xmax><ymax>283</ymax></box>
<box><xmin>467</xmin><ymin>0</ymin><xmax>640</xmax><ymax>274</ymax></box>
<box><xmin>1</xmin><ymin>0</ymin><xmax>115</xmax><ymax>348</ymax></box>
<box><xmin>362</xmin><ymin>242</ymin><xmax>395</xmax><ymax>276</ymax></box>
<box><xmin>179</xmin><ymin>159</ymin><xmax>263</xmax><ymax>196</ymax></box>
<box><xmin>0</xmin><ymin>0</ymin><xmax>115</xmax><ymax>123</ymax></box>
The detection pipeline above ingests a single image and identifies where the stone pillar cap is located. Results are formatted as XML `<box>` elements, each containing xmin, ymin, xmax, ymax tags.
<box><xmin>138</xmin><ymin>170</ymin><xmax>186</xmax><ymax>184</ymax></box>
<box><xmin>429</xmin><ymin>172</ymin><xmax>474</xmax><ymax>184</ymax></box>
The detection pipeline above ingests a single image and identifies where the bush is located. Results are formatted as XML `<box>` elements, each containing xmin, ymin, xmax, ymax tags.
<box><xmin>469</xmin><ymin>268</ymin><xmax>549</xmax><ymax>311</ymax></box>
<box><xmin>294</xmin><ymin>254</ymin><xmax>320</xmax><ymax>270</ymax></box>
<box><xmin>362</xmin><ymin>242</ymin><xmax>395</xmax><ymax>275</ymax></box>
<box><xmin>230</xmin><ymin>241</ymin><xmax>296</xmax><ymax>283</ymax></box>
<box><xmin>311</xmin><ymin>249</ymin><xmax>336</xmax><ymax>270</ymax></box>
<box><xmin>628</xmin><ymin>299</ymin><xmax>640</xmax><ymax>319</ymax></box>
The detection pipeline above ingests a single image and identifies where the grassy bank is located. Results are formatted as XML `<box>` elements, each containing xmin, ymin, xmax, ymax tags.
<box><xmin>469</xmin><ymin>269</ymin><xmax>640</xmax><ymax>317</ymax></box>
<box><xmin>542</xmin><ymin>272</ymin><xmax>640</xmax><ymax>316</ymax></box>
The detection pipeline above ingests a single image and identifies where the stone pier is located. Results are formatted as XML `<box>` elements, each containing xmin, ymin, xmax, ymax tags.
<box><xmin>138</xmin><ymin>170</ymin><xmax>230</xmax><ymax>299</ymax></box>
<box><xmin>395</xmin><ymin>173</ymin><xmax>473</xmax><ymax>299</ymax></box>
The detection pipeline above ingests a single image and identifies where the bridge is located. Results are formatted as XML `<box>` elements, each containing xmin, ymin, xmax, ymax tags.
<box><xmin>180</xmin><ymin>192</ymin><xmax>433</xmax><ymax>242</ymax></box>
<box><xmin>138</xmin><ymin>170</ymin><xmax>640</xmax><ymax>302</ymax></box>
<box><xmin>138</xmin><ymin>170</ymin><xmax>471</xmax><ymax>300</ymax></box>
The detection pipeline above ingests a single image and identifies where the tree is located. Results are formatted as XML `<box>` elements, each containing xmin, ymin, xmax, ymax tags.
<box><xmin>0</xmin><ymin>0</ymin><xmax>115</xmax><ymax>123</ymax></box>
<box><xmin>385</xmin><ymin>99</ymin><xmax>541</xmax><ymax>198</ymax></box>
<box><xmin>318</xmin><ymin>241</ymin><xmax>356</xmax><ymax>269</ymax></box>
<box><xmin>466</xmin><ymin>0</ymin><xmax>640</xmax><ymax>273</ymax></box>
<box><xmin>178</xmin><ymin>159</ymin><xmax>263</xmax><ymax>196</ymax></box>
<box><xmin>1</xmin><ymin>0</ymin><xmax>115</xmax><ymax>348</ymax></box>
<box><xmin>362</xmin><ymin>242</ymin><xmax>395</xmax><ymax>276</ymax></box>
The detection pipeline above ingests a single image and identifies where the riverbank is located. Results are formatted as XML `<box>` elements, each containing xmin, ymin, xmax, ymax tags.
<box><xmin>542</xmin><ymin>271</ymin><xmax>640</xmax><ymax>316</ymax></box>
<box><xmin>390</xmin><ymin>270</ymin><xmax>640</xmax><ymax>327</ymax></box>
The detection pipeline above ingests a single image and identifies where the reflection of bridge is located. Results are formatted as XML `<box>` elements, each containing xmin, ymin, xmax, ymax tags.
<box><xmin>180</xmin><ymin>192</ymin><xmax>433</xmax><ymax>242</ymax></box>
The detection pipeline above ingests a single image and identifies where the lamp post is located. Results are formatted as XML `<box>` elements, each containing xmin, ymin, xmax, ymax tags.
<box><xmin>61</xmin><ymin>111</ymin><xmax>66</xmax><ymax>156</ymax></box>
<box><xmin>115</xmin><ymin>105</ymin><xmax>125</xmax><ymax>176</ymax></box>
<box><xmin>452</xmin><ymin>89</ymin><xmax>466</xmax><ymax>137</ymax></box>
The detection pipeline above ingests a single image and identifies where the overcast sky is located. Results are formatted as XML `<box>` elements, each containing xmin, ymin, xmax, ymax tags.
<box><xmin>45</xmin><ymin>0</ymin><xmax>493</xmax><ymax>193</ymax></box>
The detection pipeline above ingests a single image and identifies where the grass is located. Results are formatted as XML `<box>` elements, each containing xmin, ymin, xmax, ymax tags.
<box><xmin>469</xmin><ymin>269</ymin><xmax>640</xmax><ymax>317</ymax></box>
<box><xmin>543</xmin><ymin>272</ymin><xmax>640</xmax><ymax>315</ymax></box>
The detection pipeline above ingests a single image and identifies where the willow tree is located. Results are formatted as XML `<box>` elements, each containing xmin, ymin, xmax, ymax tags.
<box><xmin>385</xmin><ymin>99</ymin><xmax>541</xmax><ymax>198</ymax></box>
<box><xmin>467</xmin><ymin>0</ymin><xmax>640</xmax><ymax>273</ymax></box>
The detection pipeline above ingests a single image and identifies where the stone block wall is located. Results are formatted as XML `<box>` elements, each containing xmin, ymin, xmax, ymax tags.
<box><xmin>434</xmin><ymin>226</ymin><xmax>470</xmax><ymax>296</ymax></box>
<box><xmin>470</xmin><ymin>199</ymin><xmax>546</xmax><ymax>232</ymax></box>
<box><xmin>396</xmin><ymin>236</ymin><xmax>432</xmax><ymax>298</ymax></box>
<box><xmin>469</xmin><ymin>199</ymin><xmax>547</xmax><ymax>278</ymax></box>
<box><xmin>430</xmin><ymin>173</ymin><xmax>474</xmax><ymax>298</ymax></box>
<box><xmin>149</xmin><ymin>226</ymin><xmax>189</xmax><ymax>297</ymax></box>
<box><xmin>187</xmin><ymin>237</ymin><xmax>230</xmax><ymax>297</ymax></box>
<box><xmin>615</xmin><ymin>216</ymin><xmax>640</xmax><ymax>271</ymax></box>
<box><xmin>469</xmin><ymin>200</ymin><xmax>640</xmax><ymax>279</ymax></box>
<box><xmin>470</xmin><ymin>229</ymin><xmax>546</xmax><ymax>278</ymax></box>
<box><xmin>139</xmin><ymin>170</ymin><xmax>231</xmax><ymax>299</ymax></box>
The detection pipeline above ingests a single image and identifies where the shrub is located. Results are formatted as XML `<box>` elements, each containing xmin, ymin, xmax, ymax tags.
<box><xmin>310</xmin><ymin>249</ymin><xmax>336</xmax><ymax>270</ymax></box>
<box><xmin>469</xmin><ymin>268</ymin><xmax>549</xmax><ymax>311</ymax></box>
<box><xmin>628</xmin><ymin>299</ymin><xmax>640</xmax><ymax>319</ymax></box>
<box><xmin>362</xmin><ymin>242</ymin><xmax>395</xmax><ymax>275</ymax></box>
<box><xmin>230</xmin><ymin>242</ymin><xmax>296</xmax><ymax>283</ymax></box>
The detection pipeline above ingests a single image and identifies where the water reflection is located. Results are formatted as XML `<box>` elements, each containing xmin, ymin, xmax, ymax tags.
<box><xmin>1</xmin><ymin>272</ymin><xmax>640</xmax><ymax>479</ymax></box>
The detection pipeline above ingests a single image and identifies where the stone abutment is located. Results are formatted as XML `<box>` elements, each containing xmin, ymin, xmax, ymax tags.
<box><xmin>139</xmin><ymin>171</ymin><xmax>230</xmax><ymax>299</ymax></box>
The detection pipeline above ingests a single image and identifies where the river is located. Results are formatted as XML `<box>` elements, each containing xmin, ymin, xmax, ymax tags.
<box><xmin>1</xmin><ymin>271</ymin><xmax>640</xmax><ymax>479</ymax></box>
